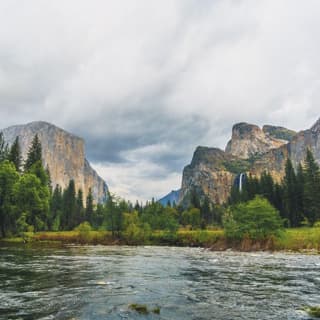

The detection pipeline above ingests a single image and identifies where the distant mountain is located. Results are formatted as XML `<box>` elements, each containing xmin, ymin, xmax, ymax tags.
<box><xmin>179</xmin><ymin>118</ymin><xmax>320</xmax><ymax>206</ymax></box>
<box><xmin>158</xmin><ymin>190</ymin><xmax>180</xmax><ymax>207</ymax></box>
<box><xmin>2</xmin><ymin>121</ymin><xmax>108</xmax><ymax>203</ymax></box>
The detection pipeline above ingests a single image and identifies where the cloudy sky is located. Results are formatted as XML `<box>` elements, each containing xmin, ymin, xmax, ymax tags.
<box><xmin>0</xmin><ymin>0</ymin><xmax>320</xmax><ymax>201</ymax></box>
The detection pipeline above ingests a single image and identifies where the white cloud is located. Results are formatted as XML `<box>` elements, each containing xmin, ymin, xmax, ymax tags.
<box><xmin>0</xmin><ymin>0</ymin><xmax>320</xmax><ymax>200</ymax></box>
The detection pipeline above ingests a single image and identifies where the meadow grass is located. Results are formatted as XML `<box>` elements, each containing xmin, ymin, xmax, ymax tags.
<box><xmin>275</xmin><ymin>227</ymin><xmax>320</xmax><ymax>251</ymax></box>
<box><xmin>1</xmin><ymin>227</ymin><xmax>319</xmax><ymax>252</ymax></box>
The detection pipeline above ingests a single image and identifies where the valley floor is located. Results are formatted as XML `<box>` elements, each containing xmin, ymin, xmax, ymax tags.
<box><xmin>1</xmin><ymin>228</ymin><xmax>320</xmax><ymax>253</ymax></box>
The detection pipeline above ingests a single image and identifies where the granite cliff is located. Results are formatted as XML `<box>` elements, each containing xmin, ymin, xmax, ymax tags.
<box><xmin>2</xmin><ymin>121</ymin><xmax>108</xmax><ymax>203</ymax></box>
<box><xmin>225</xmin><ymin>122</ymin><xmax>291</xmax><ymax>159</ymax></box>
<box><xmin>179</xmin><ymin>119</ymin><xmax>319</xmax><ymax>206</ymax></box>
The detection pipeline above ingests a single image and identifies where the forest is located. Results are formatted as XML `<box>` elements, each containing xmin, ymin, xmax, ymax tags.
<box><xmin>1</xmin><ymin>132</ymin><xmax>320</xmax><ymax>243</ymax></box>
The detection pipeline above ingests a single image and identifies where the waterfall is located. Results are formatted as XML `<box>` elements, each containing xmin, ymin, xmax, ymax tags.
<box><xmin>239</xmin><ymin>173</ymin><xmax>244</xmax><ymax>192</ymax></box>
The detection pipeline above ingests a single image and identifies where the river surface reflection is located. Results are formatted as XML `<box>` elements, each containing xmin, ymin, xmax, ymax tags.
<box><xmin>1</xmin><ymin>245</ymin><xmax>319</xmax><ymax>319</ymax></box>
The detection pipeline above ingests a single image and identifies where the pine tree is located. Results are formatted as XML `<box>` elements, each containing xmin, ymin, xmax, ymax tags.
<box><xmin>50</xmin><ymin>185</ymin><xmax>63</xmax><ymax>231</ymax></box>
<box><xmin>201</xmin><ymin>195</ymin><xmax>211</xmax><ymax>225</ymax></box>
<box><xmin>24</xmin><ymin>134</ymin><xmax>42</xmax><ymax>172</ymax></box>
<box><xmin>0</xmin><ymin>161</ymin><xmax>20</xmax><ymax>237</ymax></box>
<box><xmin>45</xmin><ymin>166</ymin><xmax>52</xmax><ymax>194</ymax></box>
<box><xmin>273</xmin><ymin>183</ymin><xmax>284</xmax><ymax>217</ymax></box>
<box><xmin>296</xmin><ymin>163</ymin><xmax>304</xmax><ymax>219</ymax></box>
<box><xmin>189</xmin><ymin>188</ymin><xmax>201</xmax><ymax>209</ymax></box>
<box><xmin>8</xmin><ymin>137</ymin><xmax>22</xmax><ymax>172</ymax></box>
<box><xmin>85</xmin><ymin>188</ymin><xmax>94</xmax><ymax>223</ymax></box>
<box><xmin>303</xmin><ymin>149</ymin><xmax>320</xmax><ymax>224</ymax></box>
<box><xmin>260</xmin><ymin>171</ymin><xmax>275</xmax><ymax>205</ymax></box>
<box><xmin>62</xmin><ymin>180</ymin><xmax>77</xmax><ymax>230</ymax></box>
<box><xmin>76</xmin><ymin>189</ymin><xmax>85</xmax><ymax>224</ymax></box>
<box><xmin>283</xmin><ymin>158</ymin><xmax>301</xmax><ymax>227</ymax></box>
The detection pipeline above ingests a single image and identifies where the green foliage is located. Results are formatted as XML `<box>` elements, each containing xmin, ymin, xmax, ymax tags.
<box><xmin>303</xmin><ymin>149</ymin><xmax>320</xmax><ymax>225</ymax></box>
<box><xmin>61</xmin><ymin>180</ymin><xmax>77</xmax><ymax>230</ymax></box>
<box><xmin>224</xmin><ymin>196</ymin><xmax>283</xmax><ymax>240</ymax></box>
<box><xmin>24</xmin><ymin>134</ymin><xmax>42</xmax><ymax>172</ymax></box>
<box><xmin>129</xmin><ymin>304</ymin><xmax>149</xmax><ymax>314</ymax></box>
<box><xmin>8</xmin><ymin>137</ymin><xmax>22</xmax><ymax>172</ymax></box>
<box><xmin>123</xmin><ymin>212</ymin><xmax>151</xmax><ymax>244</ymax></box>
<box><xmin>181</xmin><ymin>208</ymin><xmax>201</xmax><ymax>229</ymax></box>
<box><xmin>85</xmin><ymin>188</ymin><xmax>94</xmax><ymax>222</ymax></box>
<box><xmin>305</xmin><ymin>306</ymin><xmax>320</xmax><ymax>318</ymax></box>
<box><xmin>16</xmin><ymin>212</ymin><xmax>30</xmax><ymax>234</ymax></box>
<box><xmin>104</xmin><ymin>193</ymin><xmax>124</xmax><ymax>237</ymax></box>
<box><xmin>223</xmin><ymin>159</ymin><xmax>251</xmax><ymax>174</ymax></box>
<box><xmin>0</xmin><ymin>161</ymin><xmax>20</xmax><ymax>237</ymax></box>
<box><xmin>74</xmin><ymin>221</ymin><xmax>92</xmax><ymax>232</ymax></box>
<box><xmin>14</xmin><ymin>173</ymin><xmax>50</xmax><ymax>232</ymax></box>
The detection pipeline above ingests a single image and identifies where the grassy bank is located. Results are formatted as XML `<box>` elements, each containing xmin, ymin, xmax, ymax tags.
<box><xmin>1</xmin><ymin>228</ymin><xmax>319</xmax><ymax>252</ymax></box>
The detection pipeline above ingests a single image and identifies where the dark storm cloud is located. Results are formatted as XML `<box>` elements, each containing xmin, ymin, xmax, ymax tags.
<box><xmin>0</xmin><ymin>0</ymin><xmax>320</xmax><ymax>200</ymax></box>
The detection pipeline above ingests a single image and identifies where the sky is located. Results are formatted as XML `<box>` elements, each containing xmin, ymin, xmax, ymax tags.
<box><xmin>0</xmin><ymin>0</ymin><xmax>320</xmax><ymax>202</ymax></box>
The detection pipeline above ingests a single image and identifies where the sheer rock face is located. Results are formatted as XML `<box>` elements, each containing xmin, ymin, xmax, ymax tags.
<box><xmin>225</xmin><ymin>122</ymin><xmax>288</xmax><ymax>159</ymax></box>
<box><xmin>179</xmin><ymin>119</ymin><xmax>320</xmax><ymax>205</ymax></box>
<box><xmin>179</xmin><ymin>147</ymin><xmax>235</xmax><ymax>205</ymax></box>
<box><xmin>2</xmin><ymin>121</ymin><xmax>108</xmax><ymax>203</ymax></box>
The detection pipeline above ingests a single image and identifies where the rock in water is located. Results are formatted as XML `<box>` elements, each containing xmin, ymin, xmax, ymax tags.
<box><xmin>2</xmin><ymin>121</ymin><xmax>108</xmax><ymax>203</ymax></box>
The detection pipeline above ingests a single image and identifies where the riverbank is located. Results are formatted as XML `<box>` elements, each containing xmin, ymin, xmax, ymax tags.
<box><xmin>1</xmin><ymin>228</ymin><xmax>319</xmax><ymax>253</ymax></box>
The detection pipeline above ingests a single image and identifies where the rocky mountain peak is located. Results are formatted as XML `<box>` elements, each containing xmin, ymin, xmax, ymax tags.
<box><xmin>311</xmin><ymin>118</ymin><xmax>320</xmax><ymax>133</ymax></box>
<box><xmin>231</xmin><ymin>122</ymin><xmax>262</xmax><ymax>139</ymax></box>
<box><xmin>262</xmin><ymin>125</ymin><xmax>296</xmax><ymax>141</ymax></box>
<box><xmin>225</xmin><ymin>122</ymin><xmax>288</xmax><ymax>159</ymax></box>
<box><xmin>2</xmin><ymin>121</ymin><xmax>107</xmax><ymax>204</ymax></box>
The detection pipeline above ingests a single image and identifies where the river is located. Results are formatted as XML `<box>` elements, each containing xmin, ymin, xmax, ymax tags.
<box><xmin>0</xmin><ymin>245</ymin><xmax>319</xmax><ymax>319</ymax></box>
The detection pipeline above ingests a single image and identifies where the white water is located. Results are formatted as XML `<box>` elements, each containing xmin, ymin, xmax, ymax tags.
<box><xmin>1</xmin><ymin>245</ymin><xmax>319</xmax><ymax>319</ymax></box>
<box><xmin>239</xmin><ymin>173</ymin><xmax>244</xmax><ymax>192</ymax></box>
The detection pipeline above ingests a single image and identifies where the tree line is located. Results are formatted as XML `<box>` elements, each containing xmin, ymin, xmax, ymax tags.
<box><xmin>1</xmin><ymin>131</ymin><xmax>320</xmax><ymax>239</ymax></box>
<box><xmin>0</xmin><ymin>133</ymin><xmax>224</xmax><ymax>239</ymax></box>
<box><xmin>229</xmin><ymin>149</ymin><xmax>320</xmax><ymax>227</ymax></box>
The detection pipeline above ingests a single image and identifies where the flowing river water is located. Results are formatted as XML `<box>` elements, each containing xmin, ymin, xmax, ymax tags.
<box><xmin>1</xmin><ymin>245</ymin><xmax>320</xmax><ymax>320</ymax></box>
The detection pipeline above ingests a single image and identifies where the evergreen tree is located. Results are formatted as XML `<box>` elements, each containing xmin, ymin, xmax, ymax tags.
<box><xmin>200</xmin><ymin>195</ymin><xmax>211</xmax><ymax>226</ymax></box>
<box><xmin>229</xmin><ymin>183</ymin><xmax>241</xmax><ymax>205</ymax></box>
<box><xmin>104</xmin><ymin>192</ymin><xmax>123</xmax><ymax>237</ymax></box>
<box><xmin>282</xmin><ymin>159</ymin><xmax>301</xmax><ymax>226</ymax></box>
<box><xmin>45</xmin><ymin>166</ymin><xmax>52</xmax><ymax>194</ymax></box>
<box><xmin>14</xmin><ymin>173</ymin><xmax>50</xmax><ymax>232</ymax></box>
<box><xmin>0</xmin><ymin>161</ymin><xmax>20</xmax><ymax>237</ymax></box>
<box><xmin>189</xmin><ymin>188</ymin><xmax>201</xmax><ymax>209</ymax></box>
<box><xmin>50</xmin><ymin>185</ymin><xmax>63</xmax><ymax>231</ymax></box>
<box><xmin>273</xmin><ymin>183</ymin><xmax>284</xmax><ymax>218</ymax></box>
<box><xmin>296</xmin><ymin>163</ymin><xmax>305</xmax><ymax>219</ymax></box>
<box><xmin>8</xmin><ymin>137</ymin><xmax>22</xmax><ymax>172</ymax></box>
<box><xmin>62</xmin><ymin>180</ymin><xmax>77</xmax><ymax>230</ymax></box>
<box><xmin>260</xmin><ymin>171</ymin><xmax>275</xmax><ymax>205</ymax></box>
<box><xmin>303</xmin><ymin>149</ymin><xmax>320</xmax><ymax>224</ymax></box>
<box><xmin>85</xmin><ymin>188</ymin><xmax>94</xmax><ymax>223</ymax></box>
<box><xmin>76</xmin><ymin>189</ymin><xmax>85</xmax><ymax>224</ymax></box>
<box><xmin>24</xmin><ymin>134</ymin><xmax>42</xmax><ymax>172</ymax></box>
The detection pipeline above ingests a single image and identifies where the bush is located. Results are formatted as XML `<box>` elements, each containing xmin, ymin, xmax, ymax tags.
<box><xmin>74</xmin><ymin>221</ymin><xmax>92</xmax><ymax>233</ymax></box>
<box><xmin>223</xmin><ymin>196</ymin><xmax>283</xmax><ymax>240</ymax></box>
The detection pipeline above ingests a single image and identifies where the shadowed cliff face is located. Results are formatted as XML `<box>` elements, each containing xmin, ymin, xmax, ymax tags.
<box><xmin>2</xmin><ymin>121</ymin><xmax>108</xmax><ymax>204</ymax></box>
<box><xmin>179</xmin><ymin>147</ymin><xmax>236</xmax><ymax>205</ymax></box>
<box><xmin>180</xmin><ymin>119</ymin><xmax>320</xmax><ymax>206</ymax></box>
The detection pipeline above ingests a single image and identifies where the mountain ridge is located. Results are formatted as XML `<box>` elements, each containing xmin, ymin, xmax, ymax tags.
<box><xmin>178</xmin><ymin>118</ymin><xmax>320</xmax><ymax>206</ymax></box>
<box><xmin>1</xmin><ymin>121</ymin><xmax>108</xmax><ymax>204</ymax></box>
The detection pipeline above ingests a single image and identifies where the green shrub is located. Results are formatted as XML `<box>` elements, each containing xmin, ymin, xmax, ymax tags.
<box><xmin>74</xmin><ymin>221</ymin><xmax>92</xmax><ymax>233</ymax></box>
<box><xmin>223</xmin><ymin>196</ymin><xmax>283</xmax><ymax>240</ymax></box>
